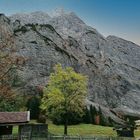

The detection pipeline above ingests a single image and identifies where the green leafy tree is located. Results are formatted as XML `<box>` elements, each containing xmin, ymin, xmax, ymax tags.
<box><xmin>40</xmin><ymin>64</ymin><xmax>88</xmax><ymax>135</ymax></box>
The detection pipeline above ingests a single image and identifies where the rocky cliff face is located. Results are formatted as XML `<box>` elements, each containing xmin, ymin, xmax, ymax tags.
<box><xmin>1</xmin><ymin>11</ymin><xmax>140</xmax><ymax>123</ymax></box>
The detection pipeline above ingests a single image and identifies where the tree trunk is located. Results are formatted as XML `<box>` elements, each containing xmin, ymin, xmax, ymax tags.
<box><xmin>64</xmin><ymin>115</ymin><xmax>68</xmax><ymax>135</ymax></box>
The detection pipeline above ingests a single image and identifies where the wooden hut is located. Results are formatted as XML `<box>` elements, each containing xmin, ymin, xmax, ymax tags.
<box><xmin>0</xmin><ymin>111</ymin><xmax>30</xmax><ymax>138</ymax></box>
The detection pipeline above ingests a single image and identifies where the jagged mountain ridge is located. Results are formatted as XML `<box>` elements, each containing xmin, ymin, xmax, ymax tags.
<box><xmin>1</xmin><ymin>11</ymin><xmax>140</xmax><ymax>123</ymax></box>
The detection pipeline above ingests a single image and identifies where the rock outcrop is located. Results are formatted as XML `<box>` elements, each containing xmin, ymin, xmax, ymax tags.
<box><xmin>0</xmin><ymin>10</ymin><xmax>140</xmax><ymax>123</ymax></box>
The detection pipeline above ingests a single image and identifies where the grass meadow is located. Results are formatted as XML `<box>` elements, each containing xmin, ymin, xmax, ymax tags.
<box><xmin>12</xmin><ymin>121</ymin><xmax>140</xmax><ymax>138</ymax></box>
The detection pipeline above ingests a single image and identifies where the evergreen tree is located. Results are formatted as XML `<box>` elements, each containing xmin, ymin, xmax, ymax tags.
<box><xmin>27</xmin><ymin>96</ymin><xmax>40</xmax><ymax>119</ymax></box>
<box><xmin>98</xmin><ymin>107</ymin><xmax>106</xmax><ymax>126</ymax></box>
<box><xmin>83</xmin><ymin>107</ymin><xmax>92</xmax><ymax>124</ymax></box>
<box><xmin>90</xmin><ymin>105</ymin><xmax>97</xmax><ymax>124</ymax></box>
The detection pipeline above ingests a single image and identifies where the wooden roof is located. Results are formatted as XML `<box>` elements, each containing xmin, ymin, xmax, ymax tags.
<box><xmin>0</xmin><ymin>111</ymin><xmax>30</xmax><ymax>124</ymax></box>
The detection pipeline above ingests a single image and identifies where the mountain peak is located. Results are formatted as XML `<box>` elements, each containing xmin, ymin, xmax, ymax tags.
<box><xmin>10</xmin><ymin>11</ymin><xmax>51</xmax><ymax>25</ymax></box>
<box><xmin>50</xmin><ymin>8</ymin><xmax>74</xmax><ymax>17</ymax></box>
<box><xmin>9</xmin><ymin>9</ymin><xmax>84</xmax><ymax>26</ymax></box>
<box><xmin>9</xmin><ymin>10</ymin><xmax>86</xmax><ymax>38</ymax></box>
<box><xmin>50</xmin><ymin>8</ymin><xmax>66</xmax><ymax>17</ymax></box>
<box><xmin>30</xmin><ymin>11</ymin><xmax>51</xmax><ymax>18</ymax></box>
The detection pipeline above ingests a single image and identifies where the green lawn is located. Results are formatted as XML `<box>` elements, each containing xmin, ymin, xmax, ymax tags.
<box><xmin>49</xmin><ymin>123</ymin><xmax>140</xmax><ymax>137</ymax></box>
<box><xmin>49</xmin><ymin>123</ymin><xmax>116</xmax><ymax>136</ymax></box>
<box><xmin>12</xmin><ymin>121</ymin><xmax>140</xmax><ymax>137</ymax></box>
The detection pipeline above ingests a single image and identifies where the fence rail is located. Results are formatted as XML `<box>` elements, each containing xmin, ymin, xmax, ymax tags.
<box><xmin>0</xmin><ymin>134</ymin><xmax>136</xmax><ymax>140</ymax></box>
<box><xmin>0</xmin><ymin>135</ymin><xmax>18</xmax><ymax>140</ymax></box>
<box><xmin>47</xmin><ymin>135</ymin><xmax>135</xmax><ymax>140</ymax></box>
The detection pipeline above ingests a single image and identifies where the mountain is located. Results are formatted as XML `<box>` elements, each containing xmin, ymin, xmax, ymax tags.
<box><xmin>10</xmin><ymin>11</ymin><xmax>51</xmax><ymax>25</ymax></box>
<box><xmin>0</xmin><ymin>10</ymin><xmax>140</xmax><ymax>124</ymax></box>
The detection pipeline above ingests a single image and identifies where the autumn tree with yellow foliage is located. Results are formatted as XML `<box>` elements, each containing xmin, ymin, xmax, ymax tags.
<box><xmin>40</xmin><ymin>64</ymin><xmax>88</xmax><ymax>135</ymax></box>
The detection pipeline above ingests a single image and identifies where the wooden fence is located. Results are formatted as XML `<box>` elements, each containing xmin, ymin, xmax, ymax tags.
<box><xmin>47</xmin><ymin>135</ymin><xmax>135</xmax><ymax>140</ymax></box>
<box><xmin>0</xmin><ymin>134</ymin><xmax>136</xmax><ymax>140</ymax></box>
<box><xmin>0</xmin><ymin>135</ymin><xmax>18</xmax><ymax>140</ymax></box>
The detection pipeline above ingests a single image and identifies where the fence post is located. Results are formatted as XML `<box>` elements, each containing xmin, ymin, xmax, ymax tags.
<box><xmin>79</xmin><ymin>135</ymin><xmax>82</xmax><ymax>140</ymax></box>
